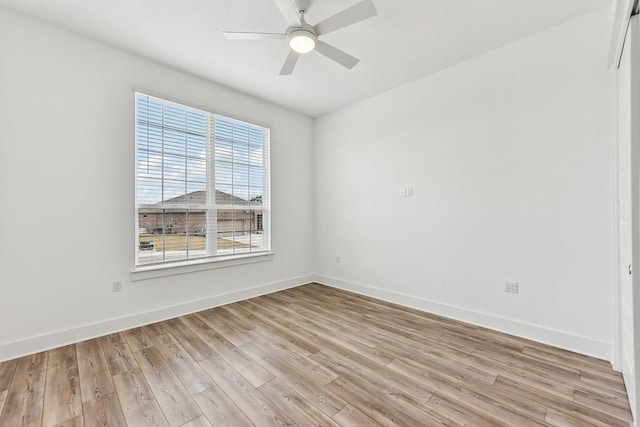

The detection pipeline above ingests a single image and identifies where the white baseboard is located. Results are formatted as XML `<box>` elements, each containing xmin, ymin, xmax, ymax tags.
<box><xmin>2</xmin><ymin>273</ymin><xmax>612</xmax><ymax>364</ymax></box>
<box><xmin>0</xmin><ymin>274</ymin><xmax>313</xmax><ymax>362</ymax></box>
<box><xmin>314</xmin><ymin>274</ymin><xmax>612</xmax><ymax>362</ymax></box>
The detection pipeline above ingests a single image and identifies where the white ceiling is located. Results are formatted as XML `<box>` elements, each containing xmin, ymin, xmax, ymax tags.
<box><xmin>0</xmin><ymin>0</ymin><xmax>611</xmax><ymax>117</ymax></box>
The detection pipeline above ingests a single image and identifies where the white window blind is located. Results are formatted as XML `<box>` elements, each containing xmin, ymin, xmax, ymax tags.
<box><xmin>135</xmin><ymin>93</ymin><xmax>270</xmax><ymax>267</ymax></box>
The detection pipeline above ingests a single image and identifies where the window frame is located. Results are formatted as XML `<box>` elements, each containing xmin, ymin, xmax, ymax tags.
<box><xmin>132</xmin><ymin>92</ymin><xmax>272</xmax><ymax>278</ymax></box>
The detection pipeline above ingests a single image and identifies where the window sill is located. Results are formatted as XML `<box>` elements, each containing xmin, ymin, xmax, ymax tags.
<box><xmin>130</xmin><ymin>251</ymin><xmax>274</xmax><ymax>281</ymax></box>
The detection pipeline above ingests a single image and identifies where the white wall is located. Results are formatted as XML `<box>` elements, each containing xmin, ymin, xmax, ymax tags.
<box><xmin>0</xmin><ymin>8</ymin><xmax>314</xmax><ymax>361</ymax></box>
<box><xmin>315</xmin><ymin>7</ymin><xmax>615</xmax><ymax>359</ymax></box>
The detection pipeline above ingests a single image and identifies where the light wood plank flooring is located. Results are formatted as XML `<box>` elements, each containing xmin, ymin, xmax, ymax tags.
<box><xmin>0</xmin><ymin>283</ymin><xmax>632</xmax><ymax>426</ymax></box>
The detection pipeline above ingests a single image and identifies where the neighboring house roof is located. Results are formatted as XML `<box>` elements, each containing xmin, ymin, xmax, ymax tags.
<box><xmin>140</xmin><ymin>190</ymin><xmax>261</xmax><ymax>211</ymax></box>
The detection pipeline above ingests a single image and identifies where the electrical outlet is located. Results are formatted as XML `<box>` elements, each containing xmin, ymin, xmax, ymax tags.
<box><xmin>112</xmin><ymin>281</ymin><xmax>123</xmax><ymax>292</ymax></box>
<box><xmin>336</xmin><ymin>256</ymin><xmax>341</xmax><ymax>264</ymax></box>
<box><xmin>504</xmin><ymin>281</ymin><xmax>519</xmax><ymax>294</ymax></box>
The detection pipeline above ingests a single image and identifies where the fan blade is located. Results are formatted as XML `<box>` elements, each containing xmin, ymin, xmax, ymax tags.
<box><xmin>223</xmin><ymin>32</ymin><xmax>286</xmax><ymax>40</ymax></box>
<box><xmin>280</xmin><ymin>50</ymin><xmax>300</xmax><ymax>75</ymax></box>
<box><xmin>314</xmin><ymin>0</ymin><xmax>377</xmax><ymax>36</ymax></box>
<box><xmin>272</xmin><ymin>0</ymin><xmax>301</xmax><ymax>27</ymax></box>
<box><xmin>315</xmin><ymin>41</ymin><xmax>360</xmax><ymax>69</ymax></box>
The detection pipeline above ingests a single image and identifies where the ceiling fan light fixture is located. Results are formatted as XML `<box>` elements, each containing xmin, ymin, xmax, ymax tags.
<box><xmin>223</xmin><ymin>0</ymin><xmax>378</xmax><ymax>75</ymax></box>
<box><xmin>288</xmin><ymin>29</ymin><xmax>317</xmax><ymax>53</ymax></box>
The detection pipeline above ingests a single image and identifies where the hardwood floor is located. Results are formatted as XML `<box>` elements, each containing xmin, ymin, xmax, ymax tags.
<box><xmin>0</xmin><ymin>283</ymin><xmax>632</xmax><ymax>426</ymax></box>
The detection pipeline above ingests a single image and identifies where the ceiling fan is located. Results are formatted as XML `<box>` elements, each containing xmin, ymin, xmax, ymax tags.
<box><xmin>223</xmin><ymin>0</ymin><xmax>377</xmax><ymax>75</ymax></box>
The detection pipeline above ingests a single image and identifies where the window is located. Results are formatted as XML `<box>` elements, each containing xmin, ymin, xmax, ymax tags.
<box><xmin>135</xmin><ymin>93</ymin><xmax>270</xmax><ymax>267</ymax></box>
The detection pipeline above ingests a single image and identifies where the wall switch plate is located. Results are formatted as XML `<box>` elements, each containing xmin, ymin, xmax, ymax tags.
<box><xmin>400</xmin><ymin>187</ymin><xmax>414</xmax><ymax>198</ymax></box>
<box><xmin>504</xmin><ymin>281</ymin><xmax>519</xmax><ymax>294</ymax></box>
<box><xmin>113</xmin><ymin>281</ymin><xmax>123</xmax><ymax>292</ymax></box>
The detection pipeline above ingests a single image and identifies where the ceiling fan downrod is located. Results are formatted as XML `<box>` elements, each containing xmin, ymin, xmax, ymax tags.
<box><xmin>293</xmin><ymin>0</ymin><xmax>311</xmax><ymax>16</ymax></box>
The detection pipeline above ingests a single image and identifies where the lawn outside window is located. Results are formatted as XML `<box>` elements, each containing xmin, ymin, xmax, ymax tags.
<box><xmin>134</xmin><ymin>93</ymin><xmax>271</xmax><ymax>271</ymax></box>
